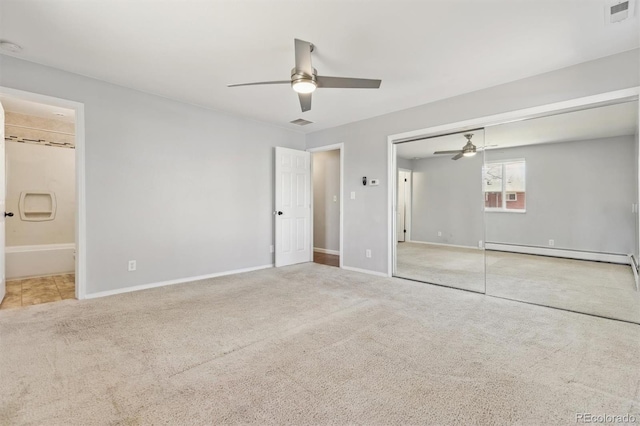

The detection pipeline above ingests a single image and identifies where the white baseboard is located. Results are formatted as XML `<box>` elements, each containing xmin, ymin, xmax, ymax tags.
<box><xmin>313</xmin><ymin>247</ymin><xmax>340</xmax><ymax>255</ymax></box>
<box><xmin>84</xmin><ymin>264</ymin><xmax>274</xmax><ymax>300</ymax></box>
<box><xmin>341</xmin><ymin>265</ymin><xmax>390</xmax><ymax>278</ymax></box>
<box><xmin>485</xmin><ymin>243</ymin><xmax>631</xmax><ymax>265</ymax></box>
<box><xmin>407</xmin><ymin>240</ymin><xmax>482</xmax><ymax>250</ymax></box>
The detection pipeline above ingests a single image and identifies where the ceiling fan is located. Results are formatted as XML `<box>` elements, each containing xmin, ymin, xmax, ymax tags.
<box><xmin>227</xmin><ymin>39</ymin><xmax>382</xmax><ymax>113</ymax></box>
<box><xmin>433</xmin><ymin>134</ymin><xmax>495</xmax><ymax>160</ymax></box>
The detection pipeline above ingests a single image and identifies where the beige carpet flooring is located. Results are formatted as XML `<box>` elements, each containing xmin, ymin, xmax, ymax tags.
<box><xmin>396</xmin><ymin>242</ymin><xmax>485</xmax><ymax>292</ymax></box>
<box><xmin>486</xmin><ymin>250</ymin><xmax>640</xmax><ymax>324</ymax></box>
<box><xmin>396</xmin><ymin>242</ymin><xmax>639</xmax><ymax>323</ymax></box>
<box><xmin>1</xmin><ymin>263</ymin><xmax>640</xmax><ymax>425</ymax></box>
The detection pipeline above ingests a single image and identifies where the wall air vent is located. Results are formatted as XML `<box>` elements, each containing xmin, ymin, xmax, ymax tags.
<box><xmin>290</xmin><ymin>118</ymin><xmax>313</xmax><ymax>126</ymax></box>
<box><xmin>606</xmin><ymin>0</ymin><xmax>634</xmax><ymax>23</ymax></box>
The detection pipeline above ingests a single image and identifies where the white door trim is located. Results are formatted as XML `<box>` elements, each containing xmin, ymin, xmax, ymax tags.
<box><xmin>0</xmin><ymin>86</ymin><xmax>87</xmax><ymax>300</ymax></box>
<box><xmin>386</xmin><ymin>87</ymin><xmax>640</xmax><ymax>277</ymax></box>
<box><xmin>308</xmin><ymin>143</ymin><xmax>344</xmax><ymax>268</ymax></box>
<box><xmin>388</xmin><ymin>142</ymin><xmax>397</xmax><ymax>276</ymax></box>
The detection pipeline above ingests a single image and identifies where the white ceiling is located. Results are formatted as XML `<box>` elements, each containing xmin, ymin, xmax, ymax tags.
<box><xmin>396</xmin><ymin>101</ymin><xmax>639</xmax><ymax>159</ymax></box>
<box><xmin>0</xmin><ymin>94</ymin><xmax>75</xmax><ymax>123</ymax></box>
<box><xmin>0</xmin><ymin>1</ymin><xmax>637</xmax><ymax>133</ymax></box>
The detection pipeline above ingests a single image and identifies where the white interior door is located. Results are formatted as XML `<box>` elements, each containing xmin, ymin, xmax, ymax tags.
<box><xmin>275</xmin><ymin>147</ymin><xmax>311</xmax><ymax>267</ymax></box>
<box><xmin>0</xmin><ymin>101</ymin><xmax>5</xmax><ymax>303</ymax></box>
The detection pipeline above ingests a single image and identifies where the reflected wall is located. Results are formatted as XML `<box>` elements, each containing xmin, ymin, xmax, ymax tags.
<box><xmin>483</xmin><ymin>101</ymin><xmax>640</xmax><ymax>323</ymax></box>
<box><xmin>395</xmin><ymin>131</ymin><xmax>485</xmax><ymax>293</ymax></box>
<box><xmin>393</xmin><ymin>99</ymin><xmax>640</xmax><ymax>323</ymax></box>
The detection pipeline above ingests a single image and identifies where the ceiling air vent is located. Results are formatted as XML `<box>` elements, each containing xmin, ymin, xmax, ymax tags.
<box><xmin>606</xmin><ymin>0</ymin><xmax>634</xmax><ymax>24</ymax></box>
<box><xmin>290</xmin><ymin>118</ymin><xmax>313</xmax><ymax>126</ymax></box>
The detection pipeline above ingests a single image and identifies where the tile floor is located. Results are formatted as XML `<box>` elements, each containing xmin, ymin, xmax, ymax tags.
<box><xmin>0</xmin><ymin>274</ymin><xmax>75</xmax><ymax>309</ymax></box>
<box><xmin>313</xmin><ymin>252</ymin><xmax>340</xmax><ymax>267</ymax></box>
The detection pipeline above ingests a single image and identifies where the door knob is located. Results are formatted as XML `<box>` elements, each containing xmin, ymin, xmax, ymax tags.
<box><xmin>5</xmin><ymin>212</ymin><xmax>13</xmax><ymax>217</ymax></box>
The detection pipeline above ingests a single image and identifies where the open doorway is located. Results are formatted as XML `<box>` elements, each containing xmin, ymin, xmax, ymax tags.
<box><xmin>310</xmin><ymin>144</ymin><xmax>343</xmax><ymax>268</ymax></box>
<box><xmin>0</xmin><ymin>94</ymin><xmax>77</xmax><ymax>309</ymax></box>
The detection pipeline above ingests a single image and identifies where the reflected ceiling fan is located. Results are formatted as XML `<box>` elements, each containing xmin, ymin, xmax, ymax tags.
<box><xmin>227</xmin><ymin>39</ymin><xmax>382</xmax><ymax>112</ymax></box>
<box><xmin>433</xmin><ymin>134</ymin><xmax>495</xmax><ymax>160</ymax></box>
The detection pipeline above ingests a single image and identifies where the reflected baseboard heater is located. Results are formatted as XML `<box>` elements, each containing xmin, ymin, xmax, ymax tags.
<box><xmin>19</xmin><ymin>191</ymin><xmax>57</xmax><ymax>221</ymax></box>
<box><xmin>484</xmin><ymin>242</ymin><xmax>631</xmax><ymax>265</ymax></box>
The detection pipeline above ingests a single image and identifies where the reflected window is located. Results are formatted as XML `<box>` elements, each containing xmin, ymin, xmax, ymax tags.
<box><xmin>484</xmin><ymin>160</ymin><xmax>525</xmax><ymax>212</ymax></box>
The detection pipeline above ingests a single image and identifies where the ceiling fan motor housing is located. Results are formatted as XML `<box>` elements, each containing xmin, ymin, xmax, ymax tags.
<box><xmin>291</xmin><ymin>67</ymin><xmax>317</xmax><ymax>92</ymax></box>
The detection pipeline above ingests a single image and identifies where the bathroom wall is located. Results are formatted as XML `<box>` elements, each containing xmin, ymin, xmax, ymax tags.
<box><xmin>5</xmin><ymin>112</ymin><xmax>75</xmax><ymax>246</ymax></box>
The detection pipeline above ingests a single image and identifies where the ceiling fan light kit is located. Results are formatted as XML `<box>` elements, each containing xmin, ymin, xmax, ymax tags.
<box><xmin>291</xmin><ymin>70</ymin><xmax>317</xmax><ymax>94</ymax></box>
<box><xmin>228</xmin><ymin>39</ymin><xmax>382</xmax><ymax>112</ymax></box>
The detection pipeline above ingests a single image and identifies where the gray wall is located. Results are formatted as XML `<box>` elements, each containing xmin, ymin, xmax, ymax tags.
<box><xmin>484</xmin><ymin>136</ymin><xmax>636</xmax><ymax>254</ymax></box>
<box><xmin>306</xmin><ymin>49</ymin><xmax>639</xmax><ymax>274</ymax></box>
<box><xmin>411</xmin><ymin>155</ymin><xmax>484</xmax><ymax>247</ymax></box>
<box><xmin>0</xmin><ymin>55</ymin><xmax>305</xmax><ymax>295</ymax></box>
<box><xmin>313</xmin><ymin>150</ymin><xmax>340</xmax><ymax>252</ymax></box>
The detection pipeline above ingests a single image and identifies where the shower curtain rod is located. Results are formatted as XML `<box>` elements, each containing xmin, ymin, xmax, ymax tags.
<box><xmin>5</xmin><ymin>123</ymin><xmax>75</xmax><ymax>136</ymax></box>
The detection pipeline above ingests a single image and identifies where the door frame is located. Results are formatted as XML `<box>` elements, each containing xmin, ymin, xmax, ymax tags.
<box><xmin>397</xmin><ymin>168</ymin><xmax>412</xmax><ymax>243</ymax></box>
<box><xmin>387</xmin><ymin>87</ymin><xmax>640</xmax><ymax>277</ymax></box>
<box><xmin>0</xmin><ymin>86</ymin><xmax>87</xmax><ymax>300</ymax></box>
<box><xmin>308</xmin><ymin>143</ymin><xmax>344</xmax><ymax>268</ymax></box>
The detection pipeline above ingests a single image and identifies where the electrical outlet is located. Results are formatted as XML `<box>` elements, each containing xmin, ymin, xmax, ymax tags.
<box><xmin>270</xmin><ymin>245</ymin><xmax>274</xmax><ymax>253</ymax></box>
<box><xmin>548</xmin><ymin>239</ymin><xmax>554</xmax><ymax>247</ymax></box>
<box><xmin>438</xmin><ymin>231</ymin><xmax>442</xmax><ymax>237</ymax></box>
<box><xmin>350</xmin><ymin>191</ymin><xmax>356</xmax><ymax>200</ymax></box>
<box><xmin>128</xmin><ymin>260</ymin><xmax>137</xmax><ymax>271</ymax></box>
<box><xmin>478</xmin><ymin>240</ymin><xmax>483</xmax><ymax>249</ymax></box>
<box><xmin>333</xmin><ymin>195</ymin><xmax>337</xmax><ymax>202</ymax></box>
<box><xmin>365</xmin><ymin>249</ymin><xmax>372</xmax><ymax>258</ymax></box>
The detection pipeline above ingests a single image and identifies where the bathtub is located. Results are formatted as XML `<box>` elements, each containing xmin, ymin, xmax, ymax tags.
<box><xmin>6</xmin><ymin>243</ymin><xmax>75</xmax><ymax>280</ymax></box>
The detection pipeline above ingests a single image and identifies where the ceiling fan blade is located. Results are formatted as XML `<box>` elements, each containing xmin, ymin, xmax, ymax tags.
<box><xmin>316</xmin><ymin>76</ymin><xmax>381</xmax><ymax>89</ymax></box>
<box><xmin>227</xmin><ymin>81</ymin><xmax>290</xmax><ymax>88</ymax></box>
<box><xmin>433</xmin><ymin>150</ymin><xmax>462</xmax><ymax>155</ymax></box>
<box><xmin>477</xmin><ymin>144</ymin><xmax>499</xmax><ymax>151</ymax></box>
<box><xmin>298</xmin><ymin>92</ymin><xmax>312</xmax><ymax>112</ymax></box>
<box><xmin>294</xmin><ymin>39</ymin><xmax>313</xmax><ymax>76</ymax></box>
<box><xmin>452</xmin><ymin>153</ymin><xmax>464</xmax><ymax>160</ymax></box>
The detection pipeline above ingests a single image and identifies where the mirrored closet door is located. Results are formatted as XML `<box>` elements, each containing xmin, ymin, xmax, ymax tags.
<box><xmin>484</xmin><ymin>101</ymin><xmax>640</xmax><ymax>323</ymax></box>
<box><xmin>392</xmin><ymin>97</ymin><xmax>640</xmax><ymax>324</ymax></box>
<box><xmin>394</xmin><ymin>130</ymin><xmax>486</xmax><ymax>293</ymax></box>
